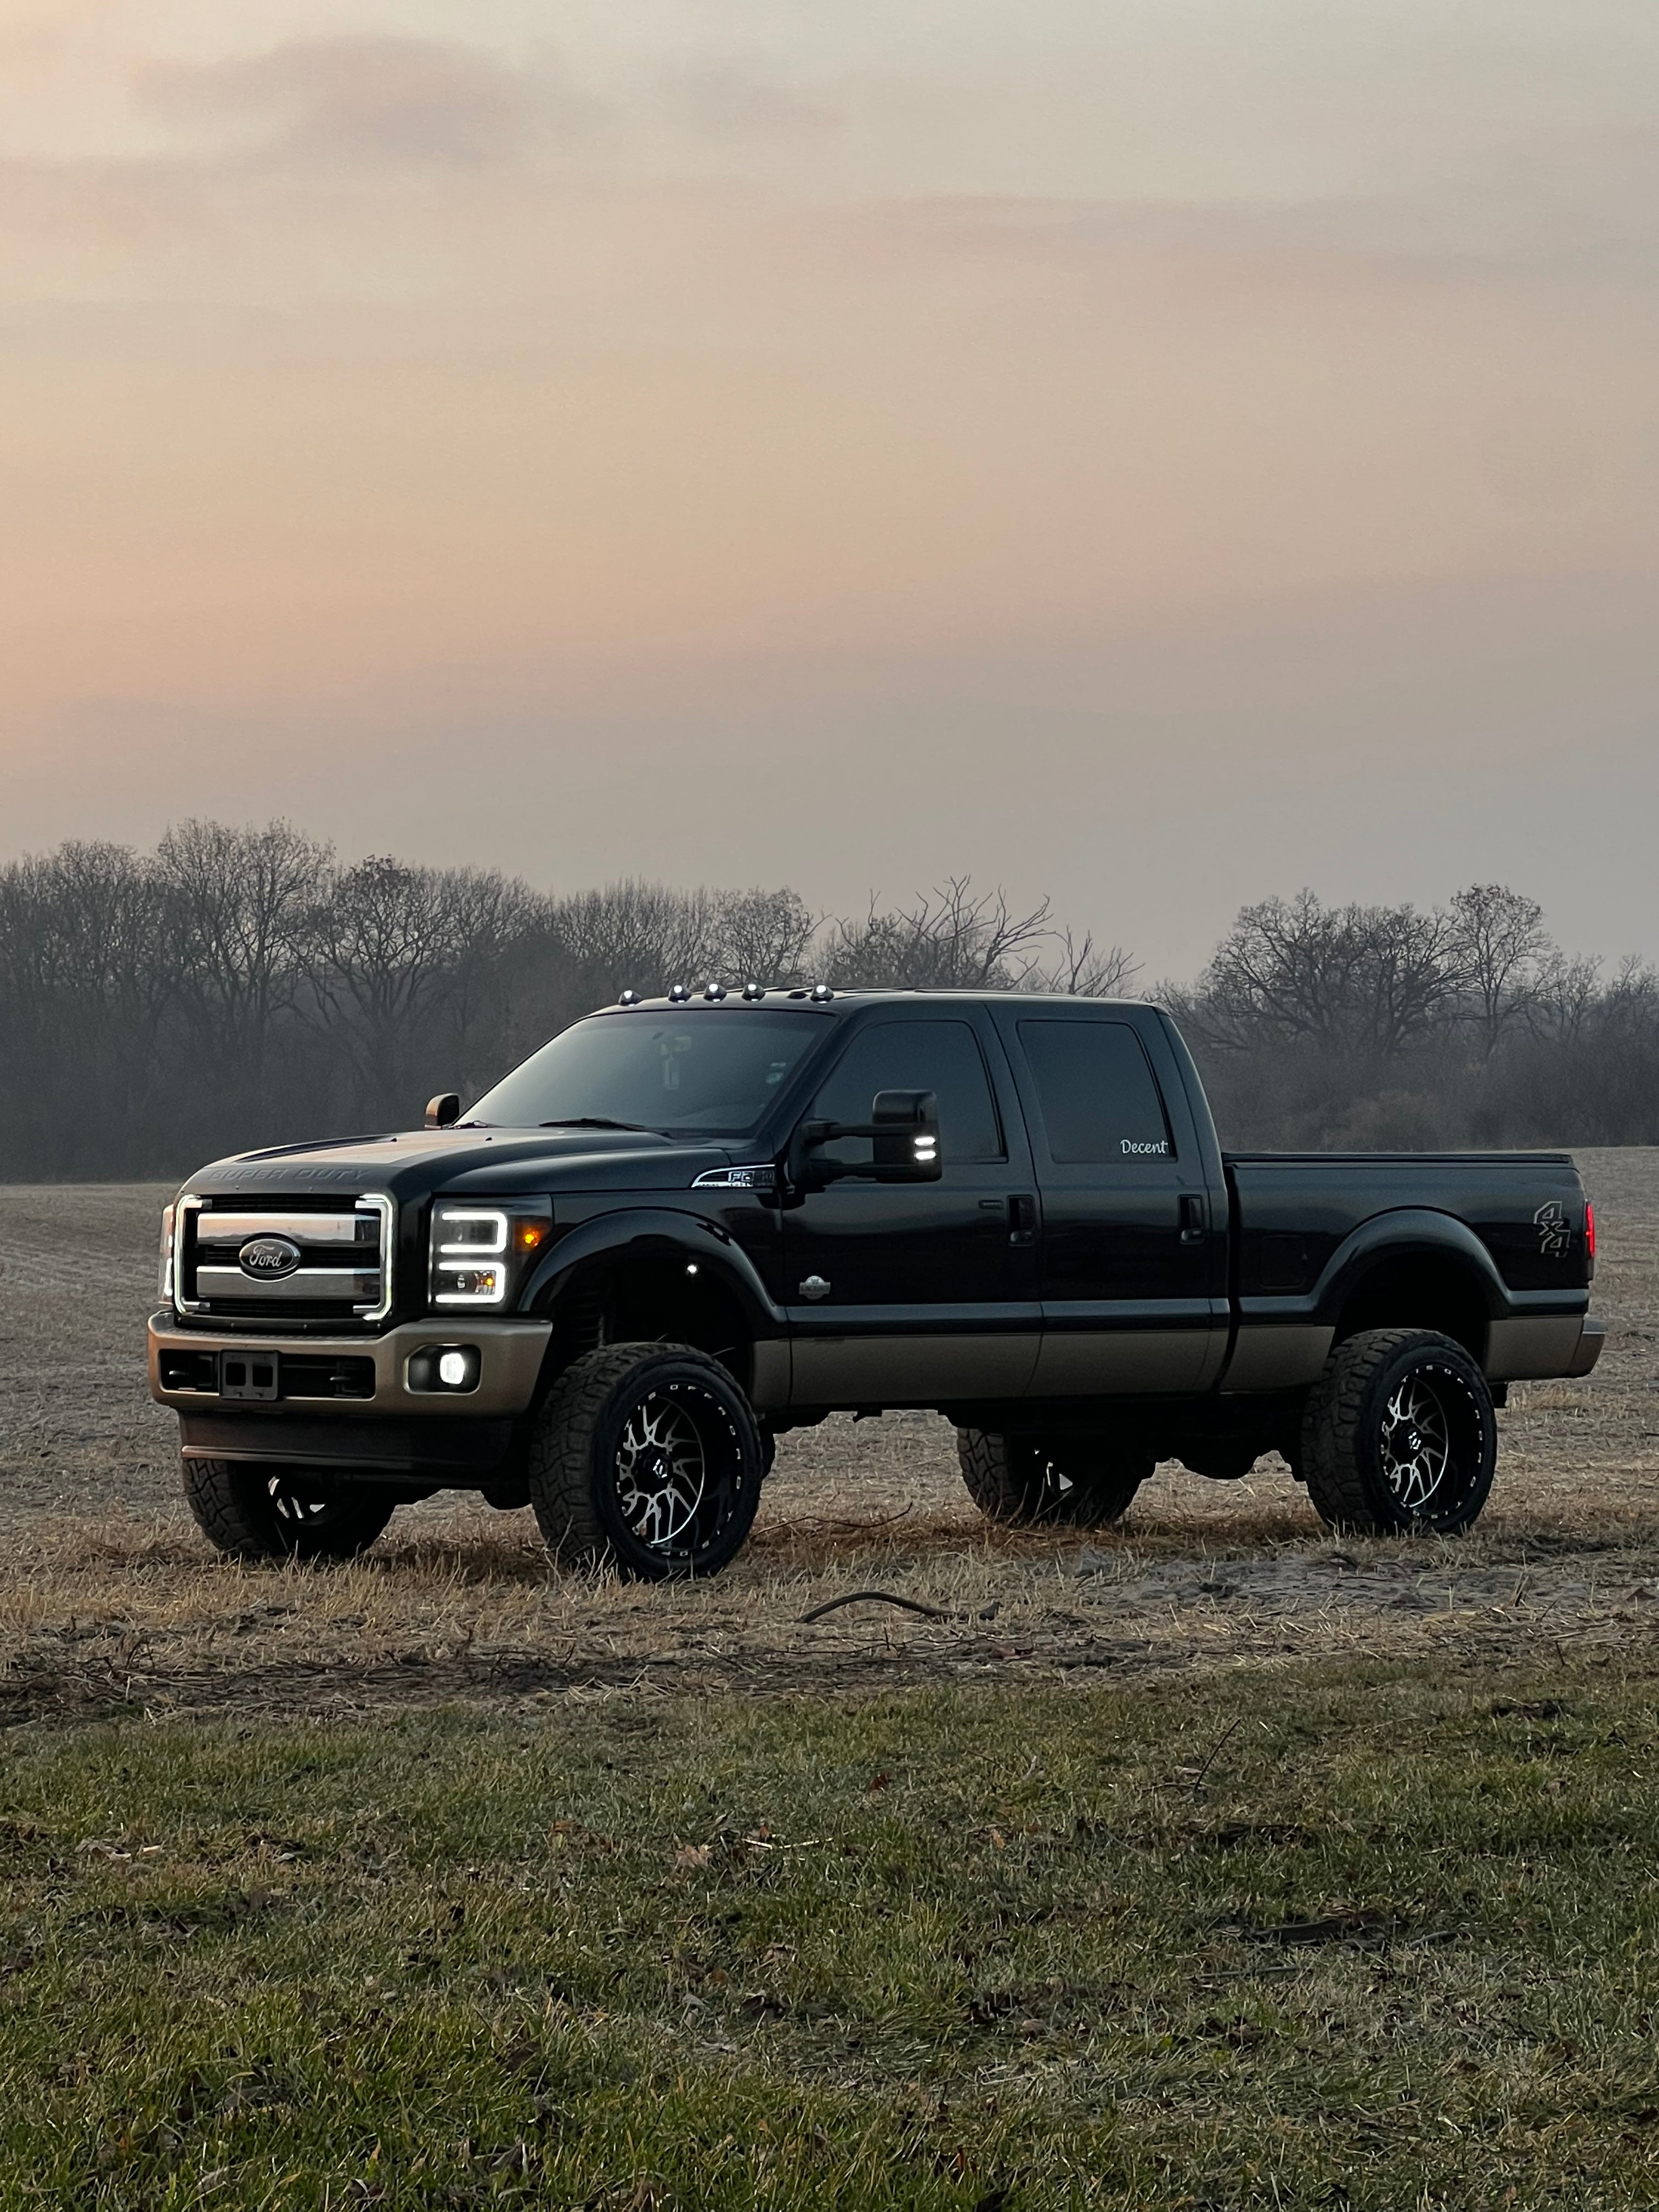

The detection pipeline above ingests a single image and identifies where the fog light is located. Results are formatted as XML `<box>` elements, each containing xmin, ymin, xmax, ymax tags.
<box><xmin>408</xmin><ymin>1344</ymin><xmax>481</xmax><ymax>1394</ymax></box>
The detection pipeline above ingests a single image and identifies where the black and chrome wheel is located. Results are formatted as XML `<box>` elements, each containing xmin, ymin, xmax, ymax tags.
<box><xmin>182</xmin><ymin>1458</ymin><xmax>397</xmax><ymax>1561</ymax></box>
<box><xmin>1301</xmin><ymin>1328</ymin><xmax>1497</xmax><ymax>1536</ymax></box>
<box><xmin>527</xmin><ymin>1342</ymin><xmax>763</xmax><ymax>1580</ymax></box>
<box><xmin>957</xmin><ymin>1429</ymin><xmax>1152</xmax><ymax>1530</ymax></box>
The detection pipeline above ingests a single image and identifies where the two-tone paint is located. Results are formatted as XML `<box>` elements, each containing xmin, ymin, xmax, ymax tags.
<box><xmin>147</xmin><ymin>992</ymin><xmax>1602</xmax><ymax>1488</ymax></box>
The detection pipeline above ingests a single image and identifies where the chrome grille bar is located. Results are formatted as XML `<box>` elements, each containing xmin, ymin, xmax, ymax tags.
<box><xmin>176</xmin><ymin>1192</ymin><xmax>395</xmax><ymax>1324</ymax></box>
<box><xmin>195</xmin><ymin>1212</ymin><xmax>373</xmax><ymax>1248</ymax></box>
<box><xmin>194</xmin><ymin>1266</ymin><xmax>382</xmax><ymax>1302</ymax></box>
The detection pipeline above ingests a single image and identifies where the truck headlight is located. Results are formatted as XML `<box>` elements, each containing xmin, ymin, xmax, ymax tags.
<box><xmin>157</xmin><ymin>1204</ymin><xmax>176</xmax><ymax>1302</ymax></box>
<box><xmin>428</xmin><ymin>1200</ymin><xmax>551</xmax><ymax>1309</ymax></box>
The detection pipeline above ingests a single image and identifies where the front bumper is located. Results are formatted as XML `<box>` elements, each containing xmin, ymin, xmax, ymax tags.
<box><xmin>147</xmin><ymin>1312</ymin><xmax>552</xmax><ymax>1420</ymax></box>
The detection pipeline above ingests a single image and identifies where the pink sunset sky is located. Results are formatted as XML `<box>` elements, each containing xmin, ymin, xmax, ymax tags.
<box><xmin>3</xmin><ymin>0</ymin><xmax>1656</xmax><ymax>975</ymax></box>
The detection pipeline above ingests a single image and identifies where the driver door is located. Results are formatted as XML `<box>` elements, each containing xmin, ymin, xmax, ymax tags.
<box><xmin>783</xmin><ymin>1011</ymin><xmax>1040</xmax><ymax>1406</ymax></box>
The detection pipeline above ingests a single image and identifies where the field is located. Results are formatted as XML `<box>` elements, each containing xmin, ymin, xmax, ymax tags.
<box><xmin>3</xmin><ymin>1153</ymin><xmax>1657</xmax><ymax>1723</ymax></box>
<box><xmin>2</xmin><ymin>1156</ymin><xmax>1657</xmax><ymax>2207</ymax></box>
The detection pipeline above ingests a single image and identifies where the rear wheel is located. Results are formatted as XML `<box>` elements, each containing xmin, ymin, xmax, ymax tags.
<box><xmin>182</xmin><ymin>1458</ymin><xmax>397</xmax><ymax>1561</ymax></box>
<box><xmin>957</xmin><ymin>1430</ymin><xmax>1152</xmax><ymax>1529</ymax></box>
<box><xmin>527</xmin><ymin>1342</ymin><xmax>764</xmax><ymax>1580</ymax></box>
<box><xmin>1300</xmin><ymin>1328</ymin><xmax>1497</xmax><ymax>1536</ymax></box>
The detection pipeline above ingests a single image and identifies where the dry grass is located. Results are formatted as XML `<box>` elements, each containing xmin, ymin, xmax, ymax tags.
<box><xmin>3</xmin><ymin>1152</ymin><xmax>1657</xmax><ymax>1724</ymax></box>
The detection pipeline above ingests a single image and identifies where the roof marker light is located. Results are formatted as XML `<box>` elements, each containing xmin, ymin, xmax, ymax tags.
<box><xmin>810</xmin><ymin>982</ymin><xmax>834</xmax><ymax>1002</ymax></box>
<box><xmin>704</xmin><ymin>981</ymin><xmax>727</xmax><ymax>1001</ymax></box>
<box><xmin>742</xmin><ymin>981</ymin><xmax>766</xmax><ymax>1001</ymax></box>
<box><xmin>618</xmin><ymin>989</ymin><xmax>641</xmax><ymax>1007</ymax></box>
<box><xmin>668</xmin><ymin>983</ymin><xmax>691</xmax><ymax>1003</ymax></box>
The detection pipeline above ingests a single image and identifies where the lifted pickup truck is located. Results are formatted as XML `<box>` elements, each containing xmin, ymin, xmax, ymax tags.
<box><xmin>149</xmin><ymin>989</ymin><xmax>1603</xmax><ymax>1577</ymax></box>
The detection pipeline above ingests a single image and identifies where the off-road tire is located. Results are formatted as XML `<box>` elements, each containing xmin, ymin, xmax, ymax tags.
<box><xmin>957</xmin><ymin>1430</ymin><xmax>1153</xmax><ymax>1530</ymax></box>
<box><xmin>182</xmin><ymin>1458</ymin><xmax>397</xmax><ymax>1561</ymax></box>
<box><xmin>527</xmin><ymin>1342</ymin><xmax>764</xmax><ymax>1581</ymax></box>
<box><xmin>1300</xmin><ymin>1327</ymin><xmax>1497</xmax><ymax>1536</ymax></box>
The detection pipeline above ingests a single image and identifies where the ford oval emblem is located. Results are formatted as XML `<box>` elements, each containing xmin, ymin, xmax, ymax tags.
<box><xmin>239</xmin><ymin>1235</ymin><xmax>302</xmax><ymax>1279</ymax></box>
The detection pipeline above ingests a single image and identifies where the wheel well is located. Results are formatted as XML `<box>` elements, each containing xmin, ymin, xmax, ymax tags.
<box><xmin>1333</xmin><ymin>1257</ymin><xmax>1489</xmax><ymax>1361</ymax></box>
<box><xmin>539</xmin><ymin>1255</ymin><xmax>755</xmax><ymax>1394</ymax></box>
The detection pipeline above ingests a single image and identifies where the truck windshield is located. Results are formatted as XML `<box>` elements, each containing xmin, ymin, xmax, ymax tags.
<box><xmin>465</xmin><ymin>1012</ymin><xmax>828</xmax><ymax>1139</ymax></box>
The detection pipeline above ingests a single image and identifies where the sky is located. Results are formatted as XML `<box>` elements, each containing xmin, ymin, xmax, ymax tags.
<box><xmin>3</xmin><ymin>0</ymin><xmax>1656</xmax><ymax>980</ymax></box>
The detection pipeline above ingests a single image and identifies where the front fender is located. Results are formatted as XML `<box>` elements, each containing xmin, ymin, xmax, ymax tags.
<box><xmin>516</xmin><ymin>1208</ymin><xmax>787</xmax><ymax>1338</ymax></box>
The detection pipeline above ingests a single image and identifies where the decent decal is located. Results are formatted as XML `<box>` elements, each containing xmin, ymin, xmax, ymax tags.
<box><xmin>1120</xmin><ymin>1138</ymin><xmax>1170</xmax><ymax>1155</ymax></box>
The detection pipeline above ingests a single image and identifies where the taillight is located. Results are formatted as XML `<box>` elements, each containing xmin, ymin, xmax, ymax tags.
<box><xmin>1585</xmin><ymin>1200</ymin><xmax>1596</xmax><ymax>1279</ymax></box>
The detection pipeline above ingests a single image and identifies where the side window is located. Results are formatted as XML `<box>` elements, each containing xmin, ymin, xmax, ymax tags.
<box><xmin>811</xmin><ymin>1020</ymin><xmax>1005</xmax><ymax>1165</ymax></box>
<box><xmin>1017</xmin><ymin>1020</ymin><xmax>1175</xmax><ymax>1164</ymax></box>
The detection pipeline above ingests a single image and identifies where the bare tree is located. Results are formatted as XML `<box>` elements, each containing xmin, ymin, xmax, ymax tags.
<box><xmin>709</xmin><ymin>888</ymin><xmax>817</xmax><ymax>987</ymax></box>
<box><xmin>1030</xmin><ymin>927</ymin><xmax>1141</xmax><ymax>998</ymax></box>
<box><xmin>311</xmin><ymin>859</ymin><xmax>540</xmax><ymax>1122</ymax></box>
<box><xmin>1447</xmin><ymin>884</ymin><xmax>1551</xmax><ymax>1054</ymax></box>
<box><xmin>157</xmin><ymin>819</ymin><xmax>332</xmax><ymax>1087</ymax></box>
<box><xmin>1195</xmin><ymin>891</ymin><xmax>1461</xmax><ymax>1059</ymax></box>
<box><xmin>821</xmin><ymin>879</ymin><xmax>1056</xmax><ymax>990</ymax></box>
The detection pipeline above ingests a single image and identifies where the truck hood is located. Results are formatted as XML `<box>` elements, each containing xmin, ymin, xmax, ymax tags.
<box><xmin>179</xmin><ymin>1125</ymin><xmax>739</xmax><ymax>1205</ymax></box>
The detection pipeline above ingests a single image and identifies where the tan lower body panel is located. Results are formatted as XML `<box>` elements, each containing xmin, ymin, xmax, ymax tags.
<box><xmin>789</xmin><ymin>1333</ymin><xmax>1039</xmax><ymax>1406</ymax></box>
<box><xmin>1031</xmin><ymin>1329</ymin><xmax>1224</xmax><ymax>1397</ymax></box>
<box><xmin>148</xmin><ymin>1314</ymin><xmax>552</xmax><ymax>1419</ymax></box>
<box><xmin>748</xmin><ymin>1339</ymin><xmax>791</xmax><ymax>1413</ymax></box>
<box><xmin>1219</xmin><ymin>1324</ymin><xmax>1335</xmax><ymax>1393</ymax></box>
<box><xmin>1486</xmin><ymin>1314</ymin><xmax>1598</xmax><ymax>1383</ymax></box>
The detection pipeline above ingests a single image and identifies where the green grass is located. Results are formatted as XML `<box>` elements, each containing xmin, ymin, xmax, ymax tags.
<box><xmin>3</xmin><ymin>1660</ymin><xmax>1659</xmax><ymax>2209</ymax></box>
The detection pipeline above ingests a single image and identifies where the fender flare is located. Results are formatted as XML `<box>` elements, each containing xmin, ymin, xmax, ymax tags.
<box><xmin>1310</xmin><ymin>1209</ymin><xmax>1511</xmax><ymax>1329</ymax></box>
<box><xmin>516</xmin><ymin>1209</ymin><xmax>787</xmax><ymax>1338</ymax></box>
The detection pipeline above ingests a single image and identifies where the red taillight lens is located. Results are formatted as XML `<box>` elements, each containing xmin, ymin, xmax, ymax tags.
<box><xmin>1585</xmin><ymin>1200</ymin><xmax>1596</xmax><ymax>1277</ymax></box>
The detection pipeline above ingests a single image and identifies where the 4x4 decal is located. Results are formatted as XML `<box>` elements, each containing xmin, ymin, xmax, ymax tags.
<box><xmin>1534</xmin><ymin>1200</ymin><xmax>1571</xmax><ymax>1259</ymax></box>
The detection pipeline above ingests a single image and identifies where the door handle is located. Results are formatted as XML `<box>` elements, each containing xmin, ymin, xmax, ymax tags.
<box><xmin>1008</xmin><ymin>1194</ymin><xmax>1037</xmax><ymax>1247</ymax></box>
<box><xmin>1180</xmin><ymin>1193</ymin><xmax>1207</xmax><ymax>1243</ymax></box>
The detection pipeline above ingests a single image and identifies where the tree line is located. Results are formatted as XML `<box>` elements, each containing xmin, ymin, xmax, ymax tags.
<box><xmin>0</xmin><ymin>823</ymin><xmax>1652</xmax><ymax>1177</ymax></box>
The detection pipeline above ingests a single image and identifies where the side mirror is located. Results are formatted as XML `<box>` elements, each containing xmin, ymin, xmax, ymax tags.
<box><xmin>792</xmin><ymin>1088</ymin><xmax>941</xmax><ymax>1187</ymax></box>
<box><xmin>425</xmin><ymin>1092</ymin><xmax>461</xmax><ymax>1130</ymax></box>
<box><xmin>870</xmin><ymin>1089</ymin><xmax>941</xmax><ymax>1181</ymax></box>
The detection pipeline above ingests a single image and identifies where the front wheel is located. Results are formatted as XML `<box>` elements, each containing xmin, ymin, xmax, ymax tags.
<box><xmin>957</xmin><ymin>1430</ymin><xmax>1152</xmax><ymax>1529</ymax></box>
<box><xmin>1300</xmin><ymin>1328</ymin><xmax>1497</xmax><ymax>1536</ymax></box>
<box><xmin>182</xmin><ymin>1458</ymin><xmax>397</xmax><ymax>1561</ymax></box>
<box><xmin>527</xmin><ymin>1343</ymin><xmax>764</xmax><ymax>1580</ymax></box>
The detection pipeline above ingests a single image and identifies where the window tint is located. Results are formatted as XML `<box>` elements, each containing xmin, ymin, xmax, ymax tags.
<box><xmin>1017</xmin><ymin>1020</ymin><xmax>1174</xmax><ymax>1164</ymax></box>
<box><xmin>811</xmin><ymin>1019</ymin><xmax>1005</xmax><ymax>1164</ymax></box>
<box><xmin>469</xmin><ymin>1012</ymin><xmax>824</xmax><ymax>1136</ymax></box>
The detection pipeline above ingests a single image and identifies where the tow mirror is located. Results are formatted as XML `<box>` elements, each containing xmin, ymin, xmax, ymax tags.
<box><xmin>793</xmin><ymin>1088</ymin><xmax>941</xmax><ymax>1187</ymax></box>
<box><xmin>870</xmin><ymin>1090</ymin><xmax>940</xmax><ymax>1180</ymax></box>
<box><xmin>425</xmin><ymin>1092</ymin><xmax>461</xmax><ymax>1130</ymax></box>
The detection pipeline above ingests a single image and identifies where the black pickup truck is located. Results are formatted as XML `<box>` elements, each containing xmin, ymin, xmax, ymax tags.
<box><xmin>149</xmin><ymin>988</ymin><xmax>1602</xmax><ymax>1577</ymax></box>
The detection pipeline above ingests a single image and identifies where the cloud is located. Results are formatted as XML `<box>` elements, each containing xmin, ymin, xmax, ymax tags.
<box><xmin>134</xmin><ymin>36</ymin><xmax>599</xmax><ymax>171</ymax></box>
<box><xmin>657</xmin><ymin>63</ymin><xmax>839</xmax><ymax>143</ymax></box>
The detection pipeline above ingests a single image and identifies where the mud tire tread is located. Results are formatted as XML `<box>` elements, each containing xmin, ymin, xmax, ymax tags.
<box><xmin>957</xmin><ymin>1428</ymin><xmax>1148</xmax><ymax>1530</ymax></box>
<box><xmin>182</xmin><ymin>1457</ymin><xmax>394</xmax><ymax>1561</ymax></box>
<box><xmin>527</xmin><ymin>1341</ymin><xmax>761</xmax><ymax>1579</ymax></box>
<box><xmin>1300</xmin><ymin>1326</ymin><xmax>1495</xmax><ymax>1537</ymax></box>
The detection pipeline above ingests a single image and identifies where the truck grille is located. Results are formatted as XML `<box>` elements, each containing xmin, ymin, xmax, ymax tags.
<box><xmin>176</xmin><ymin>1194</ymin><xmax>394</xmax><ymax>1327</ymax></box>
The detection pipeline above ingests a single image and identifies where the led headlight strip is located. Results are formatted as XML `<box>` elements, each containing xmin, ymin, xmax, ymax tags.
<box><xmin>428</xmin><ymin>1201</ymin><xmax>551</xmax><ymax>1308</ymax></box>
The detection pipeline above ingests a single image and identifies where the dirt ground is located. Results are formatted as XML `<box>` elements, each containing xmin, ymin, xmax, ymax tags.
<box><xmin>2</xmin><ymin>1153</ymin><xmax>1656</xmax><ymax>1725</ymax></box>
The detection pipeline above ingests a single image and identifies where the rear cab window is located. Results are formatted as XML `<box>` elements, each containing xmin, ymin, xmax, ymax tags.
<box><xmin>1016</xmin><ymin>1019</ymin><xmax>1175</xmax><ymax>1164</ymax></box>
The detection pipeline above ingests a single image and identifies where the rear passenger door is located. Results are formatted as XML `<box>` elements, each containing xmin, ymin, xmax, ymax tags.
<box><xmin>991</xmin><ymin>1007</ymin><xmax>1227</xmax><ymax>1394</ymax></box>
<box><xmin>782</xmin><ymin>1009</ymin><xmax>1040</xmax><ymax>1405</ymax></box>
